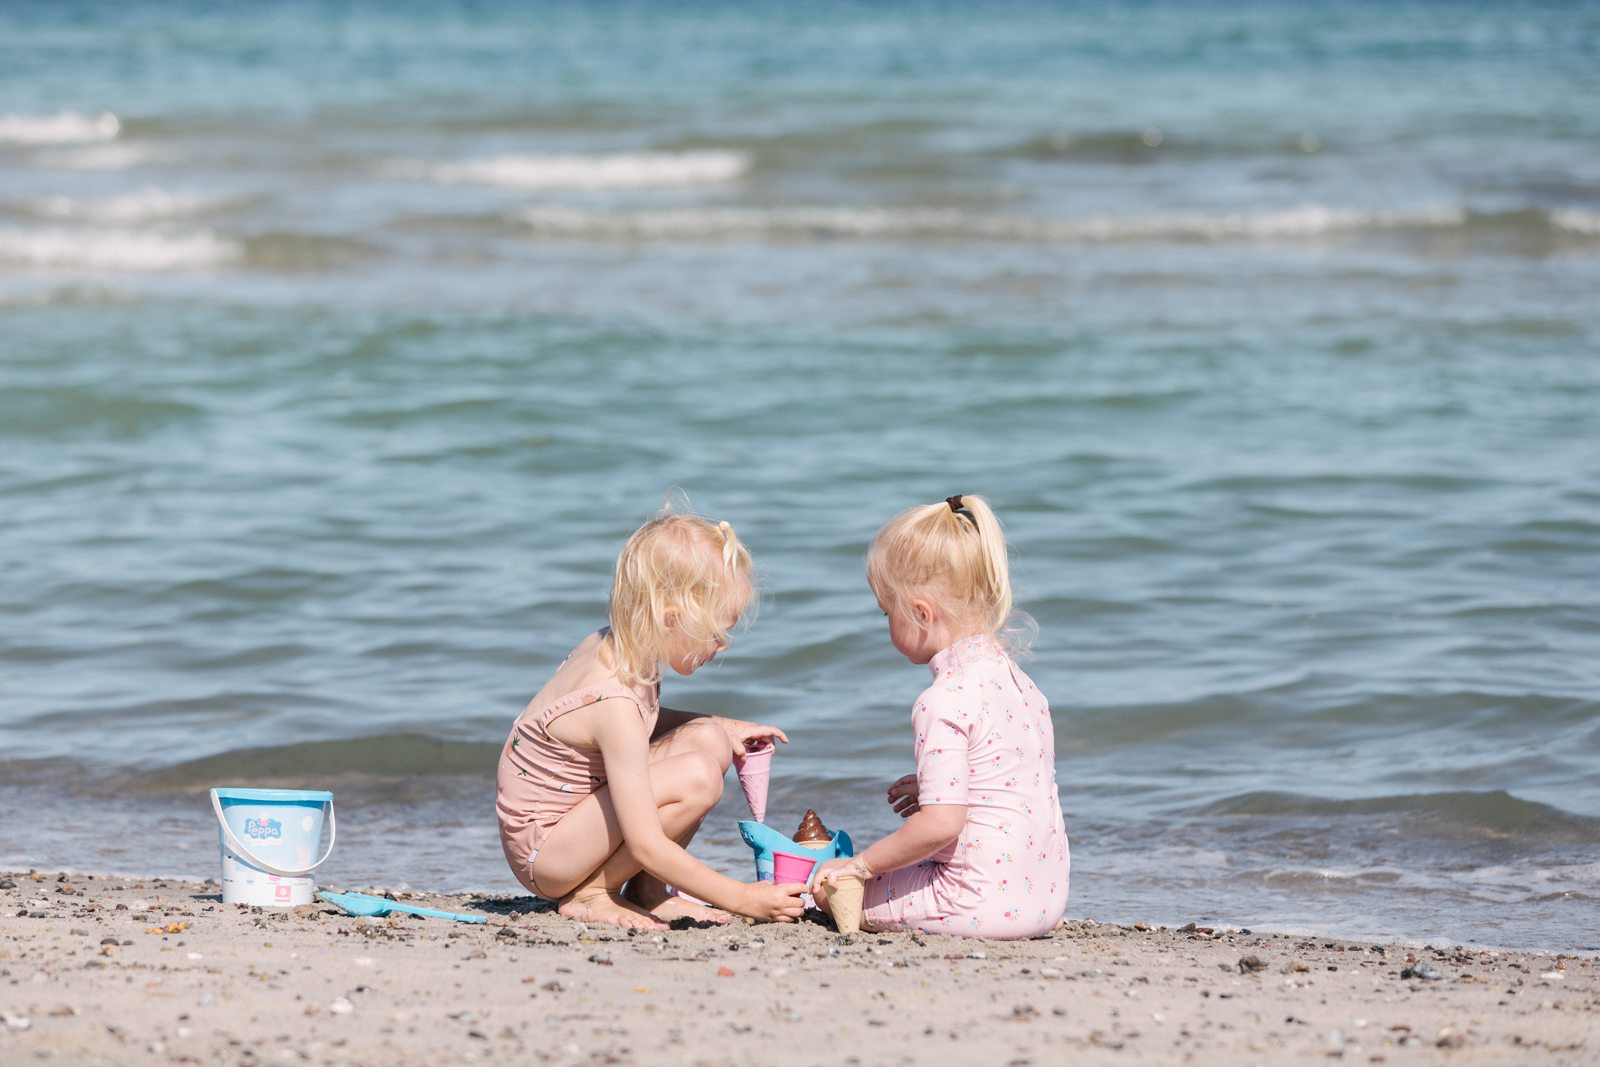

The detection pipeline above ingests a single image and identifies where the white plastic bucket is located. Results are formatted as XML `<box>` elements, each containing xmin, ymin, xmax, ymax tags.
<box><xmin>210</xmin><ymin>787</ymin><xmax>336</xmax><ymax>907</ymax></box>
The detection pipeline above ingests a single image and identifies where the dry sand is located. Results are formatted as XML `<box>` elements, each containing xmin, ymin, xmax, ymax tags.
<box><xmin>3</xmin><ymin>871</ymin><xmax>1596</xmax><ymax>1066</ymax></box>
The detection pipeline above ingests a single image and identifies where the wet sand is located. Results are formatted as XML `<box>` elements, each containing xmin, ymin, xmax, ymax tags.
<box><xmin>2</xmin><ymin>873</ymin><xmax>1595</xmax><ymax>1066</ymax></box>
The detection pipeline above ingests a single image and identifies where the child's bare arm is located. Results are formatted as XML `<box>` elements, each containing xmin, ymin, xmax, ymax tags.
<box><xmin>590</xmin><ymin>702</ymin><xmax>673</xmax><ymax>863</ymax></box>
<box><xmin>593</xmin><ymin>702</ymin><xmax>805</xmax><ymax>920</ymax></box>
<box><xmin>813</xmin><ymin>804</ymin><xmax>966</xmax><ymax>889</ymax></box>
<box><xmin>652</xmin><ymin>707</ymin><xmax>790</xmax><ymax>751</ymax></box>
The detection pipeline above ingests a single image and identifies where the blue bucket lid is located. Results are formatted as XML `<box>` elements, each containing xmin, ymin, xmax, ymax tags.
<box><xmin>213</xmin><ymin>787</ymin><xmax>333</xmax><ymax>803</ymax></box>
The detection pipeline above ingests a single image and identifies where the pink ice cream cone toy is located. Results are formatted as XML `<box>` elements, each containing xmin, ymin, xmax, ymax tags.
<box><xmin>732</xmin><ymin>740</ymin><xmax>774</xmax><ymax>823</ymax></box>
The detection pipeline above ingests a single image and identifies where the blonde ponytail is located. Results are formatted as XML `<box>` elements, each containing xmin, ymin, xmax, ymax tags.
<box><xmin>952</xmin><ymin>495</ymin><xmax>1013</xmax><ymax>629</ymax></box>
<box><xmin>866</xmin><ymin>493</ymin><xmax>1031</xmax><ymax>651</ymax></box>
<box><xmin>717</xmin><ymin>520</ymin><xmax>740</xmax><ymax>570</ymax></box>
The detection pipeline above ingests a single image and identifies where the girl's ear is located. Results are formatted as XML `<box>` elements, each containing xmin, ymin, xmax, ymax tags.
<box><xmin>661</xmin><ymin>605</ymin><xmax>679</xmax><ymax>631</ymax></box>
<box><xmin>909</xmin><ymin>598</ymin><xmax>934</xmax><ymax>627</ymax></box>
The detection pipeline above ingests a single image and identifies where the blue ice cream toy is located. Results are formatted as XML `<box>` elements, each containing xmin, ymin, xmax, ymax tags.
<box><xmin>740</xmin><ymin>820</ymin><xmax>852</xmax><ymax>882</ymax></box>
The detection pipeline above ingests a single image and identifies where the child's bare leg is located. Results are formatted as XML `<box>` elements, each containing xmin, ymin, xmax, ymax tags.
<box><xmin>623</xmin><ymin>717</ymin><xmax>734</xmax><ymax>919</ymax></box>
<box><xmin>614</xmin><ymin>817</ymin><xmax>718</xmax><ymax>923</ymax></box>
<box><xmin>530</xmin><ymin>741</ymin><xmax>726</xmax><ymax>930</ymax></box>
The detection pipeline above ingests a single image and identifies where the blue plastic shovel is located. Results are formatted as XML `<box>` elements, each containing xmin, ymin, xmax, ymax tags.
<box><xmin>318</xmin><ymin>890</ymin><xmax>487</xmax><ymax>924</ymax></box>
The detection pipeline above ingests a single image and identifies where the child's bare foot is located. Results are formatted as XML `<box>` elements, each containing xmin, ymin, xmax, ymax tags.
<box><xmin>558</xmin><ymin>889</ymin><xmax>667</xmax><ymax>931</ymax></box>
<box><xmin>624</xmin><ymin>874</ymin><xmax>731</xmax><ymax>924</ymax></box>
<box><xmin>649</xmin><ymin>894</ymin><xmax>731</xmax><ymax>924</ymax></box>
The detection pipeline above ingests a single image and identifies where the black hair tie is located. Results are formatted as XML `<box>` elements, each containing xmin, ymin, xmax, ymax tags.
<box><xmin>946</xmin><ymin>495</ymin><xmax>964</xmax><ymax>512</ymax></box>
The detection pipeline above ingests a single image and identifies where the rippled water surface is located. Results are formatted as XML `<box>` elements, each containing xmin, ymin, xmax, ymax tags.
<box><xmin>2</xmin><ymin>0</ymin><xmax>1598</xmax><ymax>948</ymax></box>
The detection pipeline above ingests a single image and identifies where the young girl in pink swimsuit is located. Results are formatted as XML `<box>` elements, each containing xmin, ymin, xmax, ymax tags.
<box><xmin>497</xmin><ymin>506</ymin><xmax>807</xmax><ymax>930</ymax></box>
<box><xmin>812</xmin><ymin>495</ymin><xmax>1070</xmax><ymax>939</ymax></box>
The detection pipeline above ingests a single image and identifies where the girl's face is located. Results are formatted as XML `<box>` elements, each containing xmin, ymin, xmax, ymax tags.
<box><xmin>876</xmin><ymin>592</ymin><xmax>957</xmax><ymax>666</ymax></box>
<box><xmin>663</xmin><ymin>595</ymin><xmax>746</xmax><ymax>676</ymax></box>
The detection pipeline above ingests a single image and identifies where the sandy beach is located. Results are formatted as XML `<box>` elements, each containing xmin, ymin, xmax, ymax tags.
<box><xmin>2</xmin><ymin>872</ymin><xmax>1594</xmax><ymax>1067</ymax></box>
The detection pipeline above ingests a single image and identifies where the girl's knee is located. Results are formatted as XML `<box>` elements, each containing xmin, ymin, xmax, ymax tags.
<box><xmin>683</xmin><ymin>749</ymin><xmax>725</xmax><ymax>807</ymax></box>
<box><xmin>682</xmin><ymin>717</ymin><xmax>733</xmax><ymax>772</ymax></box>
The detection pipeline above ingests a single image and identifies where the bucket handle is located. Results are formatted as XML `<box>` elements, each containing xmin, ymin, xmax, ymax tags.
<box><xmin>210</xmin><ymin>789</ymin><xmax>337</xmax><ymax>878</ymax></box>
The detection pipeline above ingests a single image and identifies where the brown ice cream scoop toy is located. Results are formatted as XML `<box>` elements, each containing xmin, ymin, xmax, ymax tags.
<box><xmin>794</xmin><ymin>809</ymin><xmax>832</xmax><ymax>848</ymax></box>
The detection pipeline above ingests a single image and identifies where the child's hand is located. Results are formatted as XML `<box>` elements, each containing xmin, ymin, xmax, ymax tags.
<box><xmin>810</xmin><ymin>855</ymin><xmax>871</xmax><ymax>892</ymax></box>
<box><xmin>887</xmin><ymin>774</ymin><xmax>920</xmax><ymax>818</ymax></box>
<box><xmin>712</xmin><ymin>716</ymin><xmax>790</xmax><ymax>755</ymax></box>
<box><xmin>739</xmin><ymin>881</ymin><xmax>808</xmax><ymax>922</ymax></box>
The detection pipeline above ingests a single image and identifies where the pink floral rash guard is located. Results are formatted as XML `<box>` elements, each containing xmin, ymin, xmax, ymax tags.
<box><xmin>861</xmin><ymin>633</ymin><xmax>1071</xmax><ymax>939</ymax></box>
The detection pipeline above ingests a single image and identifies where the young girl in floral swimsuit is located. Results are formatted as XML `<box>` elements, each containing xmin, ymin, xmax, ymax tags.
<box><xmin>497</xmin><ymin>505</ymin><xmax>807</xmax><ymax>930</ymax></box>
<box><xmin>812</xmin><ymin>495</ymin><xmax>1070</xmax><ymax>939</ymax></box>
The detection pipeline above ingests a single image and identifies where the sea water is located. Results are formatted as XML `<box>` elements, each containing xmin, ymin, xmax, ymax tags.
<box><xmin>1</xmin><ymin>0</ymin><xmax>1597</xmax><ymax>948</ymax></box>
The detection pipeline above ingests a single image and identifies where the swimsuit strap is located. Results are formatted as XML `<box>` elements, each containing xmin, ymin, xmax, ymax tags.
<box><xmin>522</xmin><ymin>682</ymin><xmax>658</xmax><ymax>733</ymax></box>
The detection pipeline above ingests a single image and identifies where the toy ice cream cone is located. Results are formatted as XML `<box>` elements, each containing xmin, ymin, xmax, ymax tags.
<box><xmin>829</xmin><ymin>875</ymin><xmax>864</xmax><ymax>935</ymax></box>
<box><xmin>732</xmin><ymin>741</ymin><xmax>773</xmax><ymax>823</ymax></box>
<box><xmin>793</xmin><ymin>809</ymin><xmax>831</xmax><ymax>849</ymax></box>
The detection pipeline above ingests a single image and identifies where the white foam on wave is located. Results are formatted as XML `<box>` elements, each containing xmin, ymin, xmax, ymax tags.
<box><xmin>0</xmin><ymin>227</ymin><xmax>239</xmax><ymax>271</ymax></box>
<box><xmin>519</xmin><ymin>205</ymin><xmax>962</xmax><ymax>238</ymax></box>
<box><xmin>513</xmin><ymin>203</ymin><xmax>1468</xmax><ymax>242</ymax></box>
<box><xmin>1535</xmin><ymin>862</ymin><xmax>1600</xmax><ymax>885</ymax></box>
<box><xmin>1549</xmin><ymin>207</ymin><xmax>1600</xmax><ymax>235</ymax></box>
<box><xmin>1164</xmin><ymin>204</ymin><xmax>1467</xmax><ymax>240</ymax></box>
<box><xmin>427</xmin><ymin>150</ymin><xmax>749</xmax><ymax>191</ymax></box>
<box><xmin>17</xmin><ymin>188</ymin><xmax>234</xmax><ymax>223</ymax></box>
<box><xmin>0</xmin><ymin>111</ymin><xmax>120</xmax><ymax>146</ymax></box>
<box><xmin>31</xmin><ymin>144</ymin><xmax>152</xmax><ymax>171</ymax></box>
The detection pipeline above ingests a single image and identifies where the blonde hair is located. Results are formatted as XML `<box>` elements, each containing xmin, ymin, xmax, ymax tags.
<box><xmin>866</xmin><ymin>494</ymin><xmax>1031</xmax><ymax>651</ymax></box>
<box><xmin>606</xmin><ymin>502</ymin><xmax>755</xmax><ymax>687</ymax></box>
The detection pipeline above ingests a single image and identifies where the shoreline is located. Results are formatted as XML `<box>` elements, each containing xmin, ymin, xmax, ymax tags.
<box><xmin>4</xmin><ymin>872</ymin><xmax>1596</xmax><ymax>1066</ymax></box>
<box><xmin>6</xmin><ymin>762</ymin><xmax>1595</xmax><ymax>953</ymax></box>
<box><xmin>2</xmin><ymin>865</ymin><xmax>1593</xmax><ymax>959</ymax></box>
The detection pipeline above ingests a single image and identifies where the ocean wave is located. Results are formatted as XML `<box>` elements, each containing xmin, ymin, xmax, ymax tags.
<box><xmin>0</xmin><ymin>386</ymin><xmax>201</xmax><ymax>439</ymax></box>
<box><xmin>1537</xmin><ymin>863</ymin><xmax>1600</xmax><ymax>885</ymax></box>
<box><xmin>239</xmin><ymin>231</ymin><xmax>374</xmax><ymax>270</ymax></box>
<box><xmin>1199</xmin><ymin>790</ymin><xmax>1600</xmax><ymax>843</ymax></box>
<box><xmin>0</xmin><ymin>110</ymin><xmax>119</xmax><ymax>145</ymax></box>
<box><xmin>424</xmin><ymin>150</ymin><xmax>749</xmax><ymax>191</ymax></box>
<box><xmin>30</xmin><ymin>144</ymin><xmax>152</xmax><ymax>171</ymax></box>
<box><xmin>0</xmin><ymin>227</ymin><xmax>239</xmax><ymax>270</ymax></box>
<box><xmin>1256</xmin><ymin>867</ymin><xmax>1366</xmax><ymax>886</ymax></box>
<box><xmin>511</xmin><ymin>203</ymin><xmax>1476</xmax><ymax>242</ymax></box>
<box><xmin>1550</xmin><ymin>207</ymin><xmax>1600</xmax><ymax>235</ymax></box>
<box><xmin>131</xmin><ymin>734</ymin><xmax>500</xmax><ymax>792</ymax></box>
<box><xmin>13</xmin><ymin>187</ymin><xmax>235</xmax><ymax>223</ymax></box>
<box><xmin>1010</xmin><ymin>127</ymin><xmax>1329</xmax><ymax>162</ymax></box>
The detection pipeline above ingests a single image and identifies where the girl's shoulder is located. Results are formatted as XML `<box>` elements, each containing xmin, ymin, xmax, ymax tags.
<box><xmin>1004</xmin><ymin>657</ymin><xmax>1048</xmax><ymax>708</ymax></box>
<box><xmin>916</xmin><ymin>639</ymin><xmax>1043</xmax><ymax>713</ymax></box>
<box><xmin>521</xmin><ymin>630</ymin><xmax>655</xmax><ymax>721</ymax></box>
<box><xmin>913</xmin><ymin>653</ymin><xmax>991</xmax><ymax>715</ymax></box>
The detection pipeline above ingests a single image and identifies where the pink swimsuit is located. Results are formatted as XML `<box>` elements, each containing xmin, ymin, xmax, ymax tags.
<box><xmin>862</xmin><ymin>634</ymin><xmax>1070</xmax><ymax>939</ymax></box>
<box><xmin>496</xmin><ymin>682</ymin><xmax>659</xmax><ymax>898</ymax></box>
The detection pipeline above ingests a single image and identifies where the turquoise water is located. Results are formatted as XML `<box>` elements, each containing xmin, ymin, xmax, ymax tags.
<box><xmin>2</xmin><ymin>1</ymin><xmax>1598</xmax><ymax>948</ymax></box>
